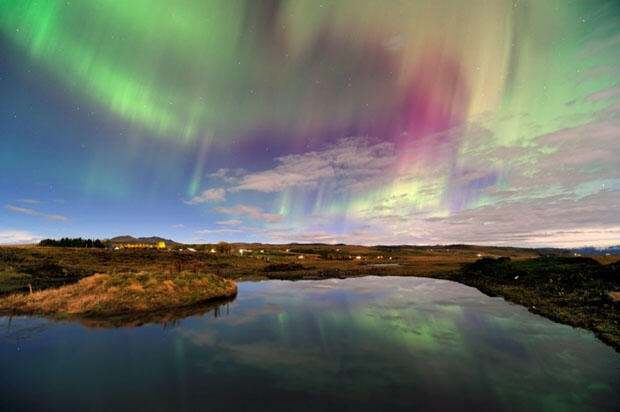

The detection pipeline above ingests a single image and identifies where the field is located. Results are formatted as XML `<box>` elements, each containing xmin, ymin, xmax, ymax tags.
<box><xmin>0</xmin><ymin>244</ymin><xmax>618</xmax><ymax>350</ymax></box>
<box><xmin>0</xmin><ymin>243</ymin><xmax>543</xmax><ymax>294</ymax></box>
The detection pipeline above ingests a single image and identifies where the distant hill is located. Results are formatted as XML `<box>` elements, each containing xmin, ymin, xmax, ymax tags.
<box><xmin>109</xmin><ymin>236</ymin><xmax>179</xmax><ymax>245</ymax></box>
<box><xmin>571</xmin><ymin>245</ymin><xmax>620</xmax><ymax>255</ymax></box>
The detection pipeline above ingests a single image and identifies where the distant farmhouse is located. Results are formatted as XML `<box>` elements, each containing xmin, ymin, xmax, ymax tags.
<box><xmin>109</xmin><ymin>236</ymin><xmax>174</xmax><ymax>250</ymax></box>
<box><xmin>114</xmin><ymin>241</ymin><xmax>166</xmax><ymax>250</ymax></box>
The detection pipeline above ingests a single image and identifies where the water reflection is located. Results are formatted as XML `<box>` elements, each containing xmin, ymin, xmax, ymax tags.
<box><xmin>75</xmin><ymin>297</ymin><xmax>236</xmax><ymax>329</ymax></box>
<box><xmin>1</xmin><ymin>297</ymin><xmax>235</xmax><ymax>334</ymax></box>
<box><xmin>0</xmin><ymin>277</ymin><xmax>618</xmax><ymax>411</ymax></box>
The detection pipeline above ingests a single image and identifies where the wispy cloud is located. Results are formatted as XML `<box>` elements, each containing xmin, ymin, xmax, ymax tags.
<box><xmin>242</xmin><ymin>226</ymin><xmax>293</xmax><ymax>234</ymax></box>
<box><xmin>184</xmin><ymin>188</ymin><xmax>226</xmax><ymax>205</ymax></box>
<box><xmin>172</xmin><ymin>223</ymin><xmax>185</xmax><ymax>228</ymax></box>
<box><xmin>17</xmin><ymin>198</ymin><xmax>40</xmax><ymax>204</ymax></box>
<box><xmin>5</xmin><ymin>205</ymin><xmax>69</xmax><ymax>221</ymax></box>
<box><xmin>213</xmin><ymin>204</ymin><xmax>283</xmax><ymax>223</ymax></box>
<box><xmin>209</xmin><ymin>168</ymin><xmax>246</xmax><ymax>183</ymax></box>
<box><xmin>195</xmin><ymin>228</ymin><xmax>244</xmax><ymax>234</ymax></box>
<box><xmin>268</xmin><ymin>229</ymin><xmax>391</xmax><ymax>245</ymax></box>
<box><xmin>217</xmin><ymin>219</ymin><xmax>242</xmax><ymax>226</ymax></box>
<box><xmin>230</xmin><ymin>137</ymin><xmax>396</xmax><ymax>193</ymax></box>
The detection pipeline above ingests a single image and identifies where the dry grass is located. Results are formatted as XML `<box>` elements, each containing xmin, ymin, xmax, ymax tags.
<box><xmin>592</xmin><ymin>255</ymin><xmax>620</xmax><ymax>265</ymax></box>
<box><xmin>0</xmin><ymin>271</ymin><xmax>237</xmax><ymax>318</ymax></box>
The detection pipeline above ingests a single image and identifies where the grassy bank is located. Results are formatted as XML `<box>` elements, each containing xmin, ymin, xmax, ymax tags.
<box><xmin>0</xmin><ymin>271</ymin><xmax>237</xmax><ymax>320</ymax></box>
<box><xmin>0</xmin><ymin>244</ymin><xmax>541</xmax><ymax>294</ymax></box>
<box><xmin>447</xmin><ymin>257</ymin><xmax>620</xmax><ymax>351</ymax></box>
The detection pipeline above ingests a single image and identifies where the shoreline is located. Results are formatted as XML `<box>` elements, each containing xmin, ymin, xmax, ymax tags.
<box><xmin>0</xmin><ymin>246</ymin><xmax>617</xmax><ymax>351</ymax></box>
<box><xmin>0</xmin><ymin>272</ymin><xmax>238</xmax><ymax>323</ymax></box>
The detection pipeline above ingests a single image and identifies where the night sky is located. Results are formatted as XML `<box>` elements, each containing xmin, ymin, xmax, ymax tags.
<box><xmin>1</xmin><ymin>0</ymin><xmax>619</xmax><ymax>247</ymax></box>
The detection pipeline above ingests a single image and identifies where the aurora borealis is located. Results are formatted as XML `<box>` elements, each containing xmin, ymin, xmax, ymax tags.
<box><xmin>1</xmin><ymin>0</ymin><xmax>619</xmax><ymax>246</ymax></box>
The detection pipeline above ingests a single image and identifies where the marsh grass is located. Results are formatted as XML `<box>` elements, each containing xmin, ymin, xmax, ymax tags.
<box><xmin>0</xmin><ymin>271</ymin><xmax>237</xmax><ymax>318</ymax></box>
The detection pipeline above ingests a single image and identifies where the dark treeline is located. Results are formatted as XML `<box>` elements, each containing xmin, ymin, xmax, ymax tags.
<box><xmin>39</xmin><ymin>238</ymin><xmax>105</xmax><ymax>248</ymax></box>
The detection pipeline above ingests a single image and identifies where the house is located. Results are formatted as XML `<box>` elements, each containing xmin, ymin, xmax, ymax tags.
<box><xmin>298</xmin><ymin>255</ymin><xmax>304</xmax><ymax>259</ymax></box>
<box><xmin>117</xmin><ymin>243</ymin><xmax>151</xmax><ymax>249</ymax></box>
<box><xmin>355</xmin><ymin>256</ymin><xmax>362</xmax><ymax>260</ymax></box>
<box><xmin>114</xmin><ymin>242</ymin><xmax>166</xmax><ymax>250</ymax></box>
<box><xmin>210</xmin><ymin>248</ymin><xmax>216</xmax><ymax>253</ymax></box>
<box><xmin>187</xmin><ymin>248</ymin><xmax>196</xmax><ymax>252</ymax></box>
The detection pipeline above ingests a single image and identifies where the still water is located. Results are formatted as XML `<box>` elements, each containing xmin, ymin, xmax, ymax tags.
<box><xmin>0</xmin><ymin>277</ymin><xmax>618</xmax><ymax>411</ymax></box>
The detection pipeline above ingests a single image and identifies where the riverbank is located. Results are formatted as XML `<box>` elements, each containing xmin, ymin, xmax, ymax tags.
<box><xmin>0</xmin><ymin>246</ymin><xmax>617</xmax><ymax>350</ymax></box>
<box><xmin>0</xmin><ymin>271</ymin><xmax>237</xmax><ymax>320</ymax></box>
<box><xmin>445</xmin><ymin>257</ymin><xmax>620</xmax><ymax>351</ymax></box>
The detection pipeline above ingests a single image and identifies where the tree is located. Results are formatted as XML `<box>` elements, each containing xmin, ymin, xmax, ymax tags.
<box><xmin>216</xmin><ymin>241</ymin><xmax>233</xmax><ymax>254</ymax></box>
<box><xmin>38</xmin><ymin>237</ymin><xmax>106</xmax><ymax>248</ymax></box>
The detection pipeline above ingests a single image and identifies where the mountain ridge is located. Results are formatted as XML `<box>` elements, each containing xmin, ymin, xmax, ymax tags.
<box><xmin>109</xmin><ymin>235</ymin><xmax>178</xmax><ymax>245</ymax></box>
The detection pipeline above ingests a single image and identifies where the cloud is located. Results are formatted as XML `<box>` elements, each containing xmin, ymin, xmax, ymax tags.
<box><xmin>584</xmin><ymin>83</ymin><xmax>620</xmax><ymax>102</ymax></box>
<box><xmin>341</xmin><ymin>189</ymin><xmax>620</xmax><ymax>248</ymax></box>
<box><xmin>172</xmin><ymin>224</ymin><xmax>185</xmax><ymax>228</ymax></box>
<box><xmin>242</xmin><ymin>226</ymin><xmax>294</xmax><ymax>234</ymax></box>
<box><xmin>518</xmin><ymin>227</ymin><xmax>620</xmax><ymax>248</ymax></box>
<box><xmin>184</xmin><ymin>188</ymin><xmax>226</xmax><ymax>205</ymax></box>
<box><xmin>252</xmin><ymin>99</ymin><xmax>620</xmax><ymax>248</ymax></box>
<box><xmin>195</xmin><ymin>228</ymin><xmax>244</xmax><ymax>234</ymax></box>
<box><xmin>268</xmin><ymin>229</ymin><xmax>394</xmax><ymax>245</ymax></box>
<box><xmin>231</xmin><ymin>137</ymin><xmax>396</xmax><ymax>193</ymax></box>
<box><xmin>17</xmin><ymin>199</ymin><xmax>40</xmax><ymax>204</ymax></box>
<box><xmin>0</xmin><ymin>230</ymin><xmax>42</xmax><ymax>244</ymax></box>
<box><xmin>217</xmin><ymin>219</ymin><xmax>242</xmax><ymax>226</ymax></box>
<box><xmin>212</xmin><ymin>86</ymin><xmax>619</xmax><ymax>247</ymax></box>
<box><xmin>208</xmin><ymin>168</ymin><xmax>246</xmax><ymax>183</ymax></box>
<box><xmin>5</xmin><ymin>205</ymin><xmax>69</xmax><ymax>221</ymax></box>
<box><xmin>213</xmin><ymin>204</ymin><xmax>283</xmax><ymax>223</ymax></box>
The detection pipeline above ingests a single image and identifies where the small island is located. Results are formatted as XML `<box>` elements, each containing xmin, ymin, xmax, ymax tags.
<box><xmin>0</xmin><ymin>270</ymin><xmax>237</xmax><ymax>321</ymax></box>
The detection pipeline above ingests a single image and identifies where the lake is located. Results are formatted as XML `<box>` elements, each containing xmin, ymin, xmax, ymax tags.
<box><xmin>1</xmin><ymin>277</ymin><xmax>618</xmax><ymax>411</ymax></box>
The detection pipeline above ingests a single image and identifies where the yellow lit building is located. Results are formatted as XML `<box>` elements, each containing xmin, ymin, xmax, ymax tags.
<box><xmin>115</xmin><ymin>242</ymin><xmax>166</xmax><ymax>250</ymax></box>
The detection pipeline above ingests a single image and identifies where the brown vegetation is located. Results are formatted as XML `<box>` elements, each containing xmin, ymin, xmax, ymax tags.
<box><xmin>0</xmin><ymin>244</ymin><xmax>543</xmax><ymax>293</ymax></box>
<box><xmin>0</xmin><ymin>271</ymin><xmax>237</xmax><ymax>319</ymax></box>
